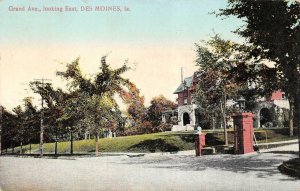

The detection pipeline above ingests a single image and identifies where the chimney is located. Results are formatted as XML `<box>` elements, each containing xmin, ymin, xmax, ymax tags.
<box><xmin>181</xmin><ymin>67</ymin><xmax>183</xmax><ymax>83</ymax></box>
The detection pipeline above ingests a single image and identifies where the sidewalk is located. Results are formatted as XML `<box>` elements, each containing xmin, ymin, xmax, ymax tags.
<box><xmin>259</xmin><ymin>139</ymin><xmax>299</xmax><ymax>152</ymax></box>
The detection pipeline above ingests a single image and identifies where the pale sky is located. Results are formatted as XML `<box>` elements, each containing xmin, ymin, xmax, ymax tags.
<box><xmin>0</xmin><ymin>0</ymin><xmax>242</xmax><ymax>111</ymax></box>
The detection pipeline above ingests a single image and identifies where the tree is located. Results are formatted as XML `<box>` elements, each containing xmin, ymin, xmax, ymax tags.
<box><xmin>0</xmin><ymin>105</ymin><xmax>3</xmax><ymax>155</ymax></box>
<box><xmin>219</xmin><ymin>1</ymin><xmax>300</xmax><ymax>141</ymax></box>
<box><xmin>22</xmin><ymin>97</ymin><xmax>40</xmax><ymax>154</ymax></box>
<box><xmin>30</xmin><ymin>81</ymin><xmax>70</xmax><ymax>154</ymax></box>
<box><xmin>57</xmin><ymin>56</ymin><xmax>134</xmax><ymax>156</ymax></box>
<box><xmin>9</xmin><ymin>100</ymin><xmax>40</xmax><ymax>154</ymax></box>
<box><xmin>147</xmin><ymin>95</ymin><xmax>177</xmax><ymax>132</ymax></box>
<box><xmin>72</xmin><ymin>93</ymin><xmax>122</xmax><ymax>156</ymax></box>
<box><xmin>12</xmin><ymin>105</ymin><xmax>26</xmax><ymax>154</ymax></box>
<box><xmin>1</xmin><ymin>108</ymin><xmax>18</xmax><ymax>154</ymax></box>
<box><xmin>123</xmin><ymin>83</ymin><xmax>147</xmax><ymax>134</ymax></box>
<box><xmin>194</xmin><ymin>35</ymin><xmax>244</xmax><ymax>145</ymax></box>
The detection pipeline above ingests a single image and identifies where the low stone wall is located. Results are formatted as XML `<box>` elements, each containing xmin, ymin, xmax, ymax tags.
<box><xmin>171</xmin><ymin>125</ymin><xmax>194</xmax><ymax>131</ymax></box>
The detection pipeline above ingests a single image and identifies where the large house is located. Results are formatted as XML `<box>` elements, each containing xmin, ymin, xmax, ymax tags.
<box><xmin>162</xmin><ymin>72</ymin><xmax>289</xmax><ymax>131</ymax></box>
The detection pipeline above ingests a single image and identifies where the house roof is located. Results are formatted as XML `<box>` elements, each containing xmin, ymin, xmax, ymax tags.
<box><xmin>174</xmin><ymin>76</ymin><xmax>193</xmax><ymax>94</ymax></box>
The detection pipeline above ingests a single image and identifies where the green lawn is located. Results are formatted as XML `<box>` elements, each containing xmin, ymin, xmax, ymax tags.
<box><xmin>4</xmin><ymin>128</ymin><xmax>298</xmax><ymax>154</ymax></box>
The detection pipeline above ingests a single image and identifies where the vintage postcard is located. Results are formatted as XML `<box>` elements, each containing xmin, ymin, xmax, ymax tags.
<box><xmin>1</xmin><ymin>0</ymin><xmax>300</xmax><ymax>191</ymax></box>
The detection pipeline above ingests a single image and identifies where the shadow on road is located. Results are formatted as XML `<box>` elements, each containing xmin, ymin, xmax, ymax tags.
<box><xmin>121</xmin><ymin>152</ymin><xmax>298</xmax><ymax>180</ymax></box>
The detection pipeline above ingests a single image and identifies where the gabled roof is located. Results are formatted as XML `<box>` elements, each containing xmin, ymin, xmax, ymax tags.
<box><xmin>174</xmin><ymin>76</ymin><xmax>193</xmax><ymax>94</ymax></box>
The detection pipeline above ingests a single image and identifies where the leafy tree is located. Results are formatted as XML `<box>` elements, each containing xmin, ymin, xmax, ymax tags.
<box><xmin>123</xmin><ymin>83</ymin><xmax>147</xmax><ymax>134</ymax></box>
<box><xmin>22</xmin><ymin>97</ymin><xmax>40</xmax><ymax>154</ymax></box>
<box><xmin>195</xmin><ymin>35</ymin><xmax>245</xmax><ymax>145</ymax></box>
<box><xmin>72</xmin><ymin>93</ymin><xmax>122</xmax><ymax>156</ymax></box>
<box><xmin>147</xmin><ymin>95</ymin><xmax>177</xmax><ymax>132</ymax></box>
<box><xmin>30</xmin><ymin>81</ymin><xmax>70</xmax><ymax>154</ymax></box>
<box><xmin>1</xmin><ymin>108</ymin><xmax>17</xmax><ymax>154</ymax></box>
<box><xmin>0</xmin><ymin>105</ymin><xmax>3</xmax><ymax>155</ymax></box>
<box><xmin>56</xmin><ymin>91</ymin><xmax>85</xmax><ymax>154</ymax></box>
<box><xmin>57</xmin><ymin>56</ymin><xmax>134</xmax><ymax>156</ymax></box>
<box><xmin>12</xmin><ymin>105</ymin><xmax>26</xmax><ymax>154</ymax></box>
<box><xmin>8</xmin><ymin>99</ymin><xmax>40</xmax><ymax>154</ymax></box>
<box><xmin>219</xmin><ymin>0</ymin><xmax>300</xmax><ymax>138</ymax></box>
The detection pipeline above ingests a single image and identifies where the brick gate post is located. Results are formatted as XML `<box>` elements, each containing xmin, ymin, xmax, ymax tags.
<box><xmin>232</xmin><ymin>113</ymin><xmax>254</xmax><ymax>154</ymax></box>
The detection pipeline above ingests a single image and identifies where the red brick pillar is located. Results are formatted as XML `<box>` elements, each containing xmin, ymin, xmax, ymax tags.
<box><xmin>232</xmin><ymin>113</ymin><xmax>254</xmax><ymax>154</ymax></box>
<box><xmin>195</xmin><ymin>133</ymin><xmax>206</xmax><ymax>156</ymax></box>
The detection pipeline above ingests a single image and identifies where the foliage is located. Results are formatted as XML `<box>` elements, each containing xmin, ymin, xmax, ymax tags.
<box><xmin>56</xmin><ymin>56</ymin><xmax>134</xmax><ymax>155</ymax></box>
<box><xmin>194</xmin><ymin>35</ymin><xmax>242</xmax><ymax>130</ymax></box>
<box><xmin>1</xmin><ymin>108</ymin><xmax>18</xmax><ymax>150</ymax></box>
<box><xmin>219</xmin><ymin>0</ymin><xmax>300</xmax><ymax>136</ymax></box>
<box><xmin>22</xmin><ymin>98</ymin><xmax>40</xmax><ymax>144</ymax></box>
<box><xmin>124</xmin><ymin>83</ymin><xmax>147</xmax><ymax>127</ymax></box>
<box><xmin>57</xmin><ymin>56</ymin><xmax>132</xmax><ymax>133</ymax></box>
<box><xmin>1</xmin><ymin>98</ymin><xmax>40</xmax><ymax>152</ymax></box>
<box><xmin>147</xmin><ymin>95</ymin><xmax>177</xmax><ymax>128</ymax></box>
<box><xmin>30</xmin><ymin>81</ymin><xmax>70</xmax><ymax>144</ymax></box>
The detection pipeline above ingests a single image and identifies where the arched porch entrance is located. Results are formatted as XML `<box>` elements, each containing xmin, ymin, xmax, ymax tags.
<box><xmin>183</xmin><ymin>112</ymin><xmax>190</xmax><ymax>126</ymax></box>
<box><xmin>260</xmin><ymin>108</ymin><xmax>272</xmax><ymax>127</ymax></box>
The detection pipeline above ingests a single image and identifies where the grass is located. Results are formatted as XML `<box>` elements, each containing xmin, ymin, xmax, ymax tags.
<box><xmin>4</xmin><ymin>128</ymin><xmax>298</xmax><ymax>154</ymax></box>
<box><xmin>204</xmin><ymin>128</ymin><xmax>298</xmax><ymax>145</ymax></box>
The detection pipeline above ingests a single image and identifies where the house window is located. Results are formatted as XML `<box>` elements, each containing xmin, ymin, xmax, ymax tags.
<box><xmin>282</xmin><ymin>93</ymin><xmax>286</xmax><ymax>100</ymax></box>
<box><xmin>184</xmin><ymin>98</ymin><xmax>188</xmax><ymax>105</ymax></box>
<box><xmin>184</xmin><ymin>89</ymin><xmax>188</xmax><ymax>97</ymax></box>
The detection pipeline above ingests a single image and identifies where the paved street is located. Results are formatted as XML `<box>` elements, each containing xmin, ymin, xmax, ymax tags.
<box><xmin>0</xmin><ymin>144</ymin><xmax>300</xmax><ymax>191</ymax></box>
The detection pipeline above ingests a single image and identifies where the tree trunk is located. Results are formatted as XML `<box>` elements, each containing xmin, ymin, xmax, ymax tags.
<box><xmin>296</xmin><ymin>95</ymin><xmax>300</xmax><ymax>158</ymax></box>
<box><xmin>95</xmin><ymin>133</ymin><xmax>99</xmax><ymax>157</ymax></box>
<box><xmin>212</xmin><ymin>115</ymin><xmax>216</xmax><ymax>130</ymax></box>
<box><xmin>40</xmin><ymin>114</ymin><xmax>44</xmax><ymax>157</ymax></box>
<box><xmin>70</xmin><ymin>130</ymin><xmax>73</xmax><ymax>155</ymax></box>
<box><xmin>20</xmin><ymin>142</ymin><xmax>23</xmax><ymax>154</ymax></box>
<box><xmin>289</xmin><ymin>98</ymin><xmax>294</xmax><ymax>136</ymax></box>
<box><xmin>55</xmin><ymin>142</ymin><xmax>58</xmax><ymax>155</ymax></box>
<box><xmin>0</xmin><ymin>121</ymin><xmax>1</xmax><ymax>156</ymax></box>
<box><xmin>55</xmin><ymin>131</ymin><xmax>58</xmax><ymax>155</ymax></box>
<box><xmin>221</xmin><ymin>97</ymin><xmax>228</xmax><ymax>146</ymax></box>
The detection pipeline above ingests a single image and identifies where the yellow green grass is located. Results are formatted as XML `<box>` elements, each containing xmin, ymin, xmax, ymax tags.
<box><xmin>14</xmin><ymin>131</ymin><xmax>195</xmax><ymax>154</ymax></box>
<box><xmin>5</xmin><ymin>128</ymin><xmax>297</xmax><ymax>154</ymax></box>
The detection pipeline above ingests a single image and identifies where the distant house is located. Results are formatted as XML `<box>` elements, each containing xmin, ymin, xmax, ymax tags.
<box><xmin>254</xmin><ymin>90</ymin><xmax>289</xmax><ymax>128</ymax></box>
<box><xmin>162</xmin><ymin>72</ymin><xmax>200</xmax><ymax>131</ymax></box>
<box><xmin>162</xmin><ymin>72</ymin><xmax>289</xmax><ymax>131</ymax></box>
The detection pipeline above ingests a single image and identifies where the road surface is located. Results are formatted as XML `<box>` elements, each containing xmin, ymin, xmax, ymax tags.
<box><xmin>0</xmin><ymin>144</ymin><xmax>300</xmax><ymax>191</ymax></box>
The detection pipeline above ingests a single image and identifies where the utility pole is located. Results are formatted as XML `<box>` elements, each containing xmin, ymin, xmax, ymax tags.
<box><xmin>33</xmin><ymin>78</ymin><xmax>52</xmax><ymax>157</ymax></box>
